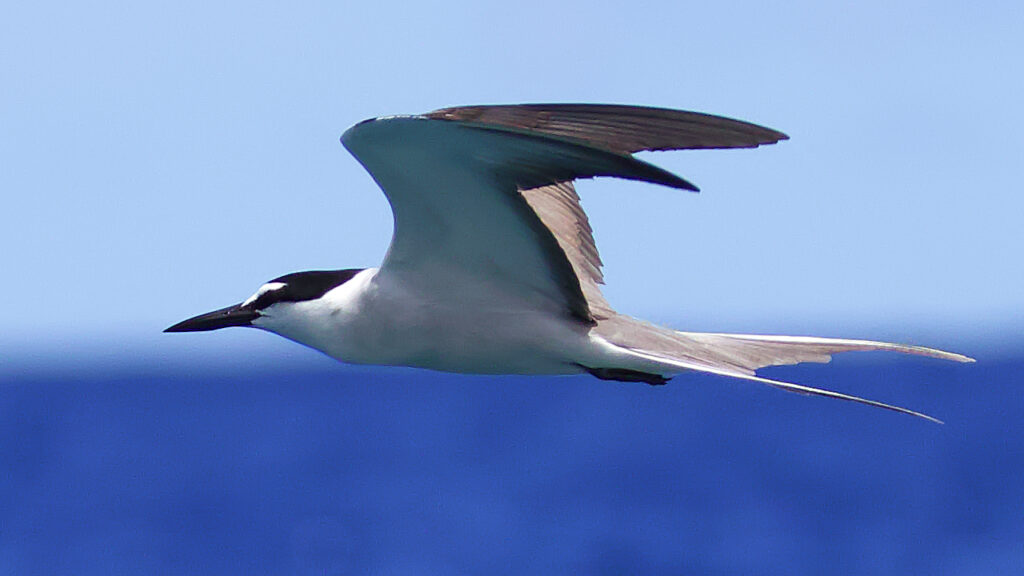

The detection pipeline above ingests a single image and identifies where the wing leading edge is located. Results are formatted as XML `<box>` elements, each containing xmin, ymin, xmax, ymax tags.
<box><xmin>342</xmin><ymin>105</ymin><xmax>787</xmax><ymax>324</ymax></box>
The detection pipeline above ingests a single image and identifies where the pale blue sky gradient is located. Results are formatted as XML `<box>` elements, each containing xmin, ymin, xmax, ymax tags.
<box><xmin>2</xmin><ymin>1</ymin><xmax>1021</xmax><ymax>353</ymax></box>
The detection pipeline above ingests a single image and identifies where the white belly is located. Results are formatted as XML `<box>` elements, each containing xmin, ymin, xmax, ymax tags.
<box><xmin>256</xmin><ymin>268</ymin><xmax>598</xmax><ymax>375</ymax></box>
<box><xmin>364</xmin><ymin>308</ymin><xmax>590</xmax><ymax>374</ymax></box>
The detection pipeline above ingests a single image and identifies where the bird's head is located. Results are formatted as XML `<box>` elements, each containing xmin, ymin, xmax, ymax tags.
<box><xmin>164</xmin><ymin>269</ymin><xmax>365</xmax><ymax>334</ymax></box>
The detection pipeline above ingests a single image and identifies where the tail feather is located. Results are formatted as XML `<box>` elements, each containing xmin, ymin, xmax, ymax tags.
<box><xmin>617</xmin><ymin>346</ymin><xmax>945</xmax><ymax>423</ymax></box>
<box><xmin>676</xmin><ymin>332</ymin><xmax>974</xmax><ymax>370</ymax></box>
<box><xmin>595</xmin><ymin>315</ymin><xmax>973</xmax><ymax>374</ymax></box>
<box><xmin>593</xmin><ymin>315</ymin><xmax>973</xmax><ymax>422</ymax></box>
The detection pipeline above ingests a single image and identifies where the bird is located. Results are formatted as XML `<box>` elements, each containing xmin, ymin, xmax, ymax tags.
<box><xmin>165</xmin><ymin>103</ymin><xmax>973</xmax><ymax>422</ymax></box>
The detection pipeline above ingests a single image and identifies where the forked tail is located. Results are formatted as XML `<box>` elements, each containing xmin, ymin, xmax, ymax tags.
<box><xmin>592</xmin><ymin>315</ymin><xmax>974</xmax><ymax>423</ymax></box>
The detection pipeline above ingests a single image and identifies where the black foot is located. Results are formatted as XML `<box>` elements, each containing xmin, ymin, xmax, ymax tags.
<box><xmin>580</xmin><ymin>365</ymin><xmax>670</xmax><ymax>386</ymax></box>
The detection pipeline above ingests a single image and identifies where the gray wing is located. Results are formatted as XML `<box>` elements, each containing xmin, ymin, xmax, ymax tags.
<box><xmin>520</xmin><ymin>181</ymin><xmax>613</xmax><ymax>320</ymax></box>
<box><xmin>426</xmin><ymin>103</ymin><xmax>788</xmax><ymax>154</ymax></box>
<box><xmin>343</xmin><ymin>105</ymin><xmax>786</xmax><ymax>324</ymax></box>
<box><xmin>425</xmin><ymin>104</ymin><xmax>788</xmax><ymax>321</ymax></box>
<box><xmin>341</xmin><ymin>114</ymin><xmax>701</xmax><ymax>324</ymax></box>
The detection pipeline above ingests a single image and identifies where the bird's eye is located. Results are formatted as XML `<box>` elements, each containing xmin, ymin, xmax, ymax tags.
<box><xmin>242</xmin><ymin>282</ymin><xmax>290</xmax><ymax>310</ymax></box>
<box><xmin>251</xmin><ymin>291</ymin><xmax>281</xmax><ymax>311</ymax></box>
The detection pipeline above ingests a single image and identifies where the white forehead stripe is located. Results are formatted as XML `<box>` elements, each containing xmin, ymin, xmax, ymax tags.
<box><xmin>241</xmin><ymin>282</ymin><xmax>286</xmax><ymax>307</ymax></box>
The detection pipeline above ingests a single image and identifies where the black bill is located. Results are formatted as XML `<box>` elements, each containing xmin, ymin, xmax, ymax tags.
<box><xmin>164</xmin><ymin>303</ymin><xmax>259</xmax><ymax>333</ymax></box>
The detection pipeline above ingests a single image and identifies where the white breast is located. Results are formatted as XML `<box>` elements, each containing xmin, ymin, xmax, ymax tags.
<box><xmin>253</xmin><ymin>268</ymin><xmax>593</xmax><ymax>375</ymax></box>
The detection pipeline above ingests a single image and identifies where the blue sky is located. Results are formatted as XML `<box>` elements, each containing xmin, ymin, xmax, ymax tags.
<box><xmin>2</xmin><ymin>1</ymin><xmax>1021</xmax><ymax>353</ymax></box>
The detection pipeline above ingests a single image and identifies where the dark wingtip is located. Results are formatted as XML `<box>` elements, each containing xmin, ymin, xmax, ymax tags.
<box><xmin>677</xmin><ymin>178</ymin><xmax>700</xmax><ymax>192</ymax></box>
<box><xmin>646</xmin><ymin>167</ymin><xmax>699</xmax><ymax>192</ymax></box>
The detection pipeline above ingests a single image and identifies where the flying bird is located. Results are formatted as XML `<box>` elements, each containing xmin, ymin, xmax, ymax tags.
<box><xmin>166</xmin><ymin>104</ymin><xmax>972</xmax><ymax>422</ymax></box>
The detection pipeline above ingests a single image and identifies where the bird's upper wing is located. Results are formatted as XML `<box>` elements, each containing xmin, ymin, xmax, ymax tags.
<box><xmin>425</xmin><ymin>104</ymin><xmax>788</xmax><ymax>153</ymax></box>
<box><xmin>341</xmin><ymin>104</ymin><xmax>787</xmax><ymax>323</ymax></box>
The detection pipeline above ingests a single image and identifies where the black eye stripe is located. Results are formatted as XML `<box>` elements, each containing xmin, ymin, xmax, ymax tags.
<box><xmin>247</xmin><ymin>269</ymin><xmax>364</xmax><ymax>310</ymax></box>
<box><xmin>250</xmin><ymin>290</ymin><xmax>284</xmax><ymax>311</ymax></box>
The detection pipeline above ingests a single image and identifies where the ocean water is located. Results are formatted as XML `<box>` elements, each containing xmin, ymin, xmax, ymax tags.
<box><xmin>0</xmin><ymin>343</ymin><xmax>1019</xmax><ymax>575</ymax></box>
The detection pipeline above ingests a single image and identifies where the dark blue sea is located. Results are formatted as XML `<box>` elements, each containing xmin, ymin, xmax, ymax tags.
<box><xmin>1</xmin><ymin>337</ymin><xmax>1020</xmax><ymax>575</ymax></box>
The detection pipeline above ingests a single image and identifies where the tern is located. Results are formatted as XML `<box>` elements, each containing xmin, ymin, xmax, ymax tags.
<box><xmin>166</xmin><ymin>104</ymin><xmax>972</xmax><ymax>422</ymax></box>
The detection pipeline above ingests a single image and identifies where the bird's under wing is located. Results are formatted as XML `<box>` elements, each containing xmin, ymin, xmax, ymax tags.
<box><xmin>341</xmin><ymin>104</ymin><xmax>787</xmax><ymax>324</ymax></box>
